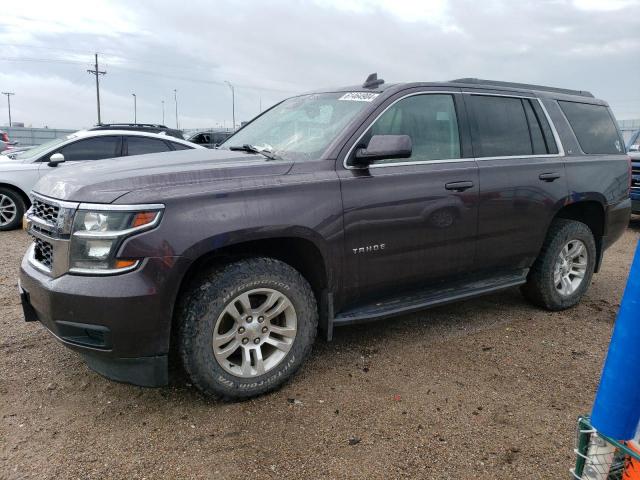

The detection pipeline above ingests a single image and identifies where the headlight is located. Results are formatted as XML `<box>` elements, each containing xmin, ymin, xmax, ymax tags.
<box><xmin>69</xmin><ymin>206</ymin><xmax>163</xmax><ymax>274</ymax></box>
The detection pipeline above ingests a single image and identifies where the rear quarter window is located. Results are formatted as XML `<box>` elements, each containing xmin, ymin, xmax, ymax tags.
<box><xmin>558</xmin><ymin>101</ymin><xmax>623</xmax><ymax>154</ymax></box>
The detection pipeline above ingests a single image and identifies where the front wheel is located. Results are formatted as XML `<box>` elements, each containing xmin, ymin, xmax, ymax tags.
<box><xmin>177</xmin><ymin>257</ymin><xmax>318</xmax><ymax>399</ymax></box>
<box><xmin>521</xmin><ymin>219</ymin><xmax>596</xmax><ymax>311</ymax></box>
<box><xmin>0</xmin><ymin>188</ymin><xmax>25</xmax><ymax>231</ymax></box>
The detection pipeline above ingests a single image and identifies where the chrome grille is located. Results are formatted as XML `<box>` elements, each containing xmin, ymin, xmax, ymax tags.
<box><xmin>33</xmin><ymin>238</ymin><xmax>53</xmax><ymax>270</ymax></box>
<box><xmin>633</xmin><ymin>164</ymin><xmax>640</xmax><ymax>190</ymax></box>
<box><xmin>32</xmin><ymin>199</ymin><xmax>60</xmax><ymax>225</ymax></box>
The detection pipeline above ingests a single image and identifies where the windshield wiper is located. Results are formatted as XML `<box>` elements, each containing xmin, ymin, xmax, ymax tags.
<box><xmin>228</xmin><ymin>144</ymin><xmax>280</xmax><ymax>161</ymax></box>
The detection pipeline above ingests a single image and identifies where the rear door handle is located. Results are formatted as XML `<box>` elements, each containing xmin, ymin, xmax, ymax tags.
<box><xmin>539</xmin><ymin>172</ymin><xmax>561</xmax><ymax>182</ymax></box>
<box><xmin>445</xmin><ymin>181</ymin><xmax>474</xmax><ymax>192</ymax></box>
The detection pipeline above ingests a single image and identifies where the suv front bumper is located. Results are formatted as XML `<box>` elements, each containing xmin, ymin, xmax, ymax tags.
<box><xmin>19</xmin><ymin>254</ymin><xmax>189</xmax><ymax>387</ymax></box>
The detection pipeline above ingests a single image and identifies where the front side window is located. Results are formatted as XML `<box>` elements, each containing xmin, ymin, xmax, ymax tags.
<box><xmin>220</xmin><ymin>92</ymin><xmax>375</xmax><ymax>161</ymax></box>
<box><xmin>360</xmin><ymin>94</ymin><xmax>461</xmax><ymax>164</ymax></box>
<box><xmin>559</xmin><ymin>101</ymin><xmax>623</xmax><ymax>154</ymax></box>
<box><xmin>57</xmin><ymin>136</ymin><xmax>120</xmax><ymax>161</ymax></box>
<box><xmin>126</xmin><ymin>136</ymin><xmax>171</xmax><ymax>156</ymax></box>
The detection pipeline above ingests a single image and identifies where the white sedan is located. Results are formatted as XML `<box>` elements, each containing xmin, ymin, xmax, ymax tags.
<box><xmin>0</xmin><ymin>129</ymin><xmax>203</xmax><ymax>230</ymax></box>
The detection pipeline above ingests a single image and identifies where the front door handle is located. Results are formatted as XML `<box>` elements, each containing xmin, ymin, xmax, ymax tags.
<box><xmin>539</xmin><ymin>172</ymin><xmax>561</xmax><ymax>182</ymax></box>
<box><xmin>445</xmin><ymin>181</ymin><xmax>474</xmax><ymax>192</ymax></box>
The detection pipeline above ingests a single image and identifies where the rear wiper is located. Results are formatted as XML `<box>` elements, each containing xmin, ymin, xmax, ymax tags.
<box><xmin>228</xmin><ymin>144</ymin><xmax>280</xmax><ymax>160</ymax></box>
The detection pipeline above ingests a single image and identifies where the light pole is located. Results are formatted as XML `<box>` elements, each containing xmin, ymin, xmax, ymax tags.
<box><xmin>132</xmin><ymin>93</ymin><xmax>137</xmax><ymax>123</ymax></box>
<box><xmin>174</xmin><ymin>89</ymin><xmax>179</xmax><ymax>129</ymax></box>
<box><xmin>2</xmin><ymin>92</ymin><xmax>15</xmax><ymax>127</ymax></box>
<box><xmin>161</xmin><ymin>100</ymin><xmax>165</xmax><ymax>125</ymax></box>
<box><xmin>225</xmin><ymin>81</ymin><xmax>235</xmax><ymax>131</ymax></box>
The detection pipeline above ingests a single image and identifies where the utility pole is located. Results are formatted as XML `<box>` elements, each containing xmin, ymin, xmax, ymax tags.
<box><xmin>132</xmin><ymin>93</ymin><xmax>137</xmax><ymax>123</ymax></box>
<box><xmin>87</xmin><ymin>53</ymin><xmax>106</xmax><ymax>125</ymax></box>
<box><xmin>1</xmin><ymin>92</ymin><xmax>14</xmax><ymax>127</ymax></box>
<box><xmin>161</xmin><ymin>100</ymin><xmax>165</xmax><ymax>125</ymax></box>
<box><xmin>225</xmin><ymin>81</ymin><xmax>235</xmax><ymax>131</ymax></box>
<box><xmin>173</xmin><ymin>89</ymin><xmax>179</xmax><ymax>129</ymax></box>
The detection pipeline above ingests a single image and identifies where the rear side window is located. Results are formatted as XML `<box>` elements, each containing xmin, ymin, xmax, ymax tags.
<box><xmin>468</xmin><ymin>95</ymin><xmax>558</xmax><ymax>157</ymax></box>
<box><xmin>558</xmin><ymin>101</ymin><xmax>623</xmax><ymax>154</ymax></box>
<box><xmin>127</xmin><ymin>136</ymin><xmax>172</xmax><ymax>156</ymax></box>
<box><xmin>169</xmin><ymin>142</ymin><xmax>192</xmax><ymax>151</ymax></box>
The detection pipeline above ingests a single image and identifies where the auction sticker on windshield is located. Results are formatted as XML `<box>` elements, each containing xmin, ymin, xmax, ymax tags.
<box><xmin>339</xmin><ymin>92</ymin><xmax>379</xmax><ymax>102</ymax></box>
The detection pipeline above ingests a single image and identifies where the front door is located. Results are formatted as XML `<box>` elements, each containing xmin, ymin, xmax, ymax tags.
<box><xmin>338</xmin><ymin>91</ymin><xmax>479</xmax><ymax>307</ymax></box>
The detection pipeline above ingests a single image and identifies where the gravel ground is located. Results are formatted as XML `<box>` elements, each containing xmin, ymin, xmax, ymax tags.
<box><xmin>1</xmin><ymin>221</ymin><xmax>639</xmax><ymax>480</ymax></box>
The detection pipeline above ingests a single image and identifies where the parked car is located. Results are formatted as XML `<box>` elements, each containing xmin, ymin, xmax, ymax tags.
<box><xmin>19</xmin><ymin>75</ymin><xmax>630</xmax><ymax>399</ymax></box>
<box><xmin>90</xmin><ymin>123</ymin><xmax>185</xmax><ymax>140</ymax></box>
<box><xmin>0</xmin><ymin>129</ymin><xmax>203</xmax><ymax>230</ymax></box>
<box><xmin>186</xmin><ymin>130</ymin><xmax>233</xmax><ymax>148</ymax></box>
<box><xmin>627</xmin><ymin>129</ymin><xmax>640</xmax><ymax>214</ymax></box>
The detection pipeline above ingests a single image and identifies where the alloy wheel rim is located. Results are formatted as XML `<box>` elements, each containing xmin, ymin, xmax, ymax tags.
<box><xmin>0</xmin><ymin>194</ymin><xmax>17</xmax><ymax>226</ymax></box>
<box><xmin>554</xmin><ymin>239</ymin><xmax>588</xmax><ymax>297</ymax></box>
<box><xmin>212</xmin><ymin>288</ymin><xmax>297</xmax><ymax>378</ymax></box>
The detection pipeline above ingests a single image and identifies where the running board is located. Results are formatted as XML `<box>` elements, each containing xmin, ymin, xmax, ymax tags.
<box><xmin>333</xmin><ymin>271</ymin><xmax>528</xmax><ymax>327</ymax></box>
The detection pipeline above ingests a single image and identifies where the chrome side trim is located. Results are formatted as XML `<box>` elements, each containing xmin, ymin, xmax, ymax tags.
<box><xmin>77</xmin><ymin>202</ymin><xmax>165</xmax><ymax>212</ymax></box>
<box><xmin>343</xmin><ymin>90</ymin><xmax>566</xmax><ymax>170</ymax></box>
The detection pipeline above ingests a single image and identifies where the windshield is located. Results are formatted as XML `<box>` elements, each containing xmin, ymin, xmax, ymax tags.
<box><xmin>13</xmin><ymin>134</ymin><xmax>76</xmax><ymax>160</ymax></box>
<box><xmin>219</xmin><ymin>92</ymin><xmax>378</xmax><ymax>161</ymax></box>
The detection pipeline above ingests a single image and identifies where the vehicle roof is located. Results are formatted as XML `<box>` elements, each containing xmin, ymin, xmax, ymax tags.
<box><xmin>307</xmin><ymin>78</ymin><xmax>606</xmax><ymax>105</ymax></box>
<box><xmin>69</xmin><ymin>129</ymin><xmax>202</xmax><ymax>146</ymax></box>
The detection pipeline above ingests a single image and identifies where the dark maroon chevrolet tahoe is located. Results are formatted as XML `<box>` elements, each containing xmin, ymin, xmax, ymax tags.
<box><xmin>19</xmin><ymin>75</ymin><xmax>631</xmax><ymax>399</ymax></box>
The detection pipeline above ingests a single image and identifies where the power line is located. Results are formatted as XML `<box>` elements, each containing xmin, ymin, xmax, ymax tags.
<box><xmin>0</xmin><ymin>55</ymin><xmax>301</xmax><ymax>95</ymax></box>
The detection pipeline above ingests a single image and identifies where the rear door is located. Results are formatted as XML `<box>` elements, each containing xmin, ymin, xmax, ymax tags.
<box><xmin>337</xmin><ymin>90</ymin><xmax>479</xmax><ymax>305</ymax></box>
<box><xmin>464</xmin><ymin>92</ymin><xmax>568</xmax><ymax>273</ymax></box>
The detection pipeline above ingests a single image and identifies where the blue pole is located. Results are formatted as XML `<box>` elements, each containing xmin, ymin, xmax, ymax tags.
<box><xmin>591</xmin><ymin>239</ymin><xmax>640</xmax><ymax>440</ymax></box>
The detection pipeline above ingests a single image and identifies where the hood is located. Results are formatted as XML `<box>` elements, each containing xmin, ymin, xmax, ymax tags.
<box><xmin>33</xmin><ymin>148</ymin><xmax>293</xmax><ymax>203</ymax></box>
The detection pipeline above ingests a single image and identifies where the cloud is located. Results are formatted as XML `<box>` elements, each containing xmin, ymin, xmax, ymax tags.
<box><xmin>0</xmin><ymin>0</ymin><xmax>639</xmax><ymax>129</ymax></box>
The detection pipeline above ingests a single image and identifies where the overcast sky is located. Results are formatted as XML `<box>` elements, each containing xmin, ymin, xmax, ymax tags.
<box><xmin>0</xmin><ymin>0</ymin><xmax>639</xmax><ymax>130</ymax></box>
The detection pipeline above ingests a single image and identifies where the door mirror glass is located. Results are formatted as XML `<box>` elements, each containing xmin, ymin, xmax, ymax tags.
<box><xmin>354</xmin><ymin>135</ymin><xmax>412</xmax><ymax>165</ymax></box>
<box><xmin>47</xmin><ymin>152</ymin><xmax>65</xmax><ymax>167</ymax></box>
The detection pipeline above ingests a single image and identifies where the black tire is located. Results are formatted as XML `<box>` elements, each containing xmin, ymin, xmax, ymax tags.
<box><xmin>521</xmin><ymin>219</ymin><xmax>596</xmax><ymax>311</ymax></box>
<box><xmin>177</xmin><ymin>257</ymin><xmax>318</xmax><ymax>399</ymax></box>
<box><xmin>0</xmin><ymin>187</ymin><xmax>26</xmax><ymax>231</ymax></box>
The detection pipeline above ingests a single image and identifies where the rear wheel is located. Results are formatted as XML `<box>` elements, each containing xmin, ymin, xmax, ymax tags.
<box><xmin>177</xmin><ymin>257</ymin><xmax>318</xmax><ymax>399</ymax></box>
<box><xmin>521</xmin><ymin>219</ymin><xmax>596</xmax><ymax>310</ymax></box>
<box><xmin>0</xmin><ymin>188</ymin><xmax>25</xmax><ymax>231</ymax></box>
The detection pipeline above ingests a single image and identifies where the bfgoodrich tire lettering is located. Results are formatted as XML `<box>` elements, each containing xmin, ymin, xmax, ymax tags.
<box><xmin>521</xmin><ymin>219</ymin><xmax>596</xmax><ymax>311</ymax></box>
<box><xmin>177</xmin><ymin>257</ymin><xmax>318</xmax><ymax>399</ymax></box>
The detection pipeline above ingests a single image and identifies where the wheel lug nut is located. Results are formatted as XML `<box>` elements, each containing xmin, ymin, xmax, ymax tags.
<box><xmin>258</xmin><ymin>316</ymin><xmax>264</xmax><ymax>323</ymax></box>
<box><xmin>246</xmin><ymin>316</ymin><xmax>253</xmax><ymax>323</ymax></box>
<box><xmin>238</xmin><ymin>327</ymin><xmax>245</xmax><ymax>334</ymax></box>
<box><xmin>261</xmin><ymin>326</ymin><xmax>268</xmax><ymax>333</ymax></box>
<box><xmin>242</xmin><ymin>338</ymin><xmax>249</xmax><ymax>344</ymax></box>
<box><xmin>253</xmin><ymin>338</ymin><xmax>260</xmax><ymax>344</ymax></box>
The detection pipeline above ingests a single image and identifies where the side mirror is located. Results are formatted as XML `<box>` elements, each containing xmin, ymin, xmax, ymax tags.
<box><xmin>354</xmin><ymin>135</ymin><xmax>412</xmax><ymax>165</ymax></box>
<box><xmin>48</xmin><ymin>153</ymin><xmax>65</xmax><ymax>167</ymax></box>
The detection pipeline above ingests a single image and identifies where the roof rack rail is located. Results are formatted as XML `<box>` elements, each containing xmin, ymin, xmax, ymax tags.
<box><xmin>451</xmin><ymin>78</ymin><xmax>594</xmax><ymax>98</ymax></box>
<box><xmin>95</xmin><ymin>123</ymin><xmax>171</xmax><ymax>128</ymax></box>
